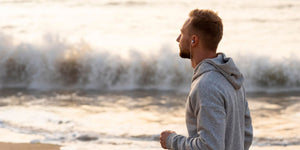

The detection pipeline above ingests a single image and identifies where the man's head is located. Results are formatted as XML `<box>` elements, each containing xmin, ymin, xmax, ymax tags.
<box><xmin>177</xmin><ymin>9</ymin><xmax>223</xmax><ymax>59</ymax></box>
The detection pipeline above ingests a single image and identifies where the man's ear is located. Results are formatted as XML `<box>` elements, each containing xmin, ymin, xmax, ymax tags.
<box><xmin>191</xmin><ymin>35</ymin><xmax>199</xmax><ymax>47</ymax></box>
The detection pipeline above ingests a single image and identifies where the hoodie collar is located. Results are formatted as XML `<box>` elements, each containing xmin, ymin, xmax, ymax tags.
<box><xmin>192</xmin><ymin>53</ymin><xmax>244</xmax><ymax>90</ymax></box>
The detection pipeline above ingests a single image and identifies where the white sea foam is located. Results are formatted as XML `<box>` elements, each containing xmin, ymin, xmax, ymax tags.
<box><xmin>0</xmin><ymin>32</ymin><xmax>300</xmax><ymax>92</ymax></box>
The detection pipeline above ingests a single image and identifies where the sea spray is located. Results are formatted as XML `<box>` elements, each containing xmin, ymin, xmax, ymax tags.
<box><xmin>1</xmin><ymin>33</ymin><xmax>300</xmax><ymax>92</ymax></box>
<box><xmin>0</xmin><ymin>33</ymin><xmax>192</xmax><ymax>91</ymax></box>
<box><xmin>236</xmin><ymin>54</ymin><xmax>300</xmax><ymax>92</ymax></box>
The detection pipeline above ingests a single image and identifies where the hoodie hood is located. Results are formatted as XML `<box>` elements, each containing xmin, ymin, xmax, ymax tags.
<box><xmin>192</xmin><ymin>53</ymin><xmax>244</xmax><ymax>89</ymax></box>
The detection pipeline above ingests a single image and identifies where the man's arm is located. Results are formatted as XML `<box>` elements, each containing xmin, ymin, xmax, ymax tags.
<box><xmin>167</xmin><ymin>106</ymin><xmax>226</xmax><ymax>150</ymax></box>
<box><xmin>161</xmin><ymin>86</ymin><xmax>226</xmax><ymax>150</ymax></box>
<box><xmin>244</xmin><ymin>100</ymin><xmax>253</xmax><ymax>150</ymax></box>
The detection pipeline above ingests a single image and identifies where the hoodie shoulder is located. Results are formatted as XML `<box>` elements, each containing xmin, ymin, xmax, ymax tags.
<box><xmin>189</xmin><ymin>71</ymin><xmax>227</xmax><ymax>112</ymax></box>
<box><xmin>192</xmin><ymin>53</ymin><xmax>244</xmax><ymax>90</ymax></box>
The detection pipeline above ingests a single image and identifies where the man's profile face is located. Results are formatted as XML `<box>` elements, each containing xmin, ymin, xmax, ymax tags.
<box><xmin>176</xmin><ymin>19</ymin><xmax>191</xmax><ymax>59</ymax></box>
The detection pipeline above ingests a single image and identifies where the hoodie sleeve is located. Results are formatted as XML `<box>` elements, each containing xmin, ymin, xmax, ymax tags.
<box><xmin>244</xmin><ymin>99</ymin><xmax>253</xmax><ymax>150</ymax></box>
<box><xmin>166</xmin><ymin>84</ymin><xmax>226</xmax><ymax>150</ymax></box>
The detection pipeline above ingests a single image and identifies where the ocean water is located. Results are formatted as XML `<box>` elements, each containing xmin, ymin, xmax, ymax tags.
<box><xmin>0</xmin><ymin>0</ymin><xmax>300</xmax><ymax>149</ymax></box>
<box><xmin>0</xmin><ymin>90</ymin><xmax>299</xmax><ymax>149</ymax></box>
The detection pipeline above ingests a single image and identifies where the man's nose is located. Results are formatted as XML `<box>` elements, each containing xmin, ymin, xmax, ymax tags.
<box><xmin>176</xmin><ymin>35</ymin><xmax>181</xmax><ymax>42</ymax></box>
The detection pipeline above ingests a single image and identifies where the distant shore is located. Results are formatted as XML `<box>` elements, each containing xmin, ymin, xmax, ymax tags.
<box><xmin>0</xmin><ymin>142</ymin><xmax>60</xmax><ymax>150</ymax></box>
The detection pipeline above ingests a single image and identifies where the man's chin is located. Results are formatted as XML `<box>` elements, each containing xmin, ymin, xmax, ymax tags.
<box><xmin>179</xmin><ymin>52</ymin><xmax>191</xmax><ymax>59</ymax></box>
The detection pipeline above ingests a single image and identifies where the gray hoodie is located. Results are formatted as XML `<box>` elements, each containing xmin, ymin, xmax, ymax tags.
<box><xmin>166</xmin><ymin>53</ymin><xmax>253</xmax><ymax>150</ymax></box>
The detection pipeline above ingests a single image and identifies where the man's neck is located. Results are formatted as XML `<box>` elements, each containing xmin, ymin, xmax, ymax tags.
<box><xmin>191</xmin><ymin>49</ymin><xmax>217</xmax><ymax>68</ymax></box>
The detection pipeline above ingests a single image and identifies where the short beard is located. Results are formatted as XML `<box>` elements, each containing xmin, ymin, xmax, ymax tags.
<box><xmin>179</xmin><ymin>50</ymin><xmax>191</xmax><ymax>59</ymax></box>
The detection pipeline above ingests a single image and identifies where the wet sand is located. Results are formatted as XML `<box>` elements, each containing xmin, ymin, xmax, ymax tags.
<box><xmin>0</xmin><ymin>90</ymin><xmax>299</xmax><ymax>149</ymax></box>
<box><xmin>0</xmin><ymin>142</ymin><xmax>60</xmax><ymax>150</ymax></box>
<box><xmin>247</xmin><ymin>94</ymin><xmax>300</xmax><ymax>148</ymax></box>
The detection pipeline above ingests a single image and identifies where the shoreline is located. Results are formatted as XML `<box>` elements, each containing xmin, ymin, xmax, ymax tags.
<box><xmin>0</xmin><ymin>90</ymin><xmax>299</xmax><ymax>149</ymax></box>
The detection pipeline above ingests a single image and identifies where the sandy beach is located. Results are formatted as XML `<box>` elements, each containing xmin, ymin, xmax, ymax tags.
<box><xmin>0</xmin><ymin>143</ymin><xmax>299</xmax><ymax>150</ymax></box>
<box><xmin>0</xmin><ymin>142</ymin><xmax>60</xmax><ymax>150</ymax></box>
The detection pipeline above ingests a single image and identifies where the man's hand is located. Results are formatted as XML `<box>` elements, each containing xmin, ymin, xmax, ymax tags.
<box><xmin>160</xmin><ymin>130</ymin><xmax>176</xmax><ymax>149</ymax></box>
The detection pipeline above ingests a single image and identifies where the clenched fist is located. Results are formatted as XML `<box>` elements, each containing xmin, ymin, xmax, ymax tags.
<box><xmin>160</xmin><ymin>130</ymin><xmax>176</xmax><ymax>149</ymax></box>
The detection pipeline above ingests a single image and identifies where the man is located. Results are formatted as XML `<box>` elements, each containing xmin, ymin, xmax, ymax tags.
<box><xmin>159</xmin><ymin>9</ymin><xmax>253</xmax><ymax>150</ymax></box>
